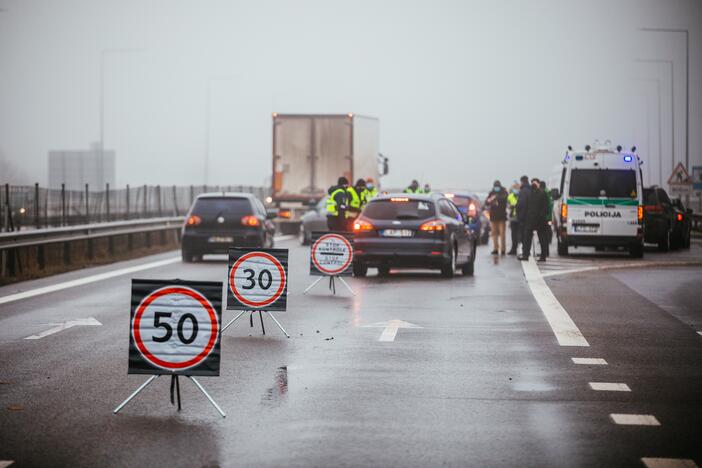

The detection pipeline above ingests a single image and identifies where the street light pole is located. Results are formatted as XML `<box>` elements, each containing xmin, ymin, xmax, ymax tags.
<box><xmin>640</xmin><ymin>28</ymin><xmax>689</xmax><ymax>171</ymax></box>
<box><xmin>99</xmin><ymin>48</ymin><xmax>143</xmax><ymax>174</ymax></box>
<box><xmin>632</xmin><ymin>78</ymin><xmax>664</xmax><ymax>186</ymax></box>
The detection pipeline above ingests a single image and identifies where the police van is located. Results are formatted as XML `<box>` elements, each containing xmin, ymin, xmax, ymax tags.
<box><xmin>552</xmin><ymin>142</ymin><xmax>644</xmax><ymax>258</ymax></box>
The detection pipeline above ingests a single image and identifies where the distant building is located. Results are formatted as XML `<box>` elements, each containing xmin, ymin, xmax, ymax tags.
<box><xmin>48</xmin><ymin>144</ymin><xmax>115</xmax><ymax>190</ymax></box>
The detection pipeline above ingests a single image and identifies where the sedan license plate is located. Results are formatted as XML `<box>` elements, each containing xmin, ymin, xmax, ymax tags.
<box><xmin>573</xmin><ymin>225</ymin><xmax>598</xmax><ymax>233</ymax></box>
<box><xmin>208</xmin><ymin>236</ymin><xmax>234</xmax><ymax>243</ymax></box>
<box><xmin>381</xmin><ymin>229</ymin><xmax>414</xmax><ymax>238</ymax></box>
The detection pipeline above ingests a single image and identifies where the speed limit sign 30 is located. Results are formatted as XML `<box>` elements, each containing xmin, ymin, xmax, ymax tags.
<box><xmin>128</xmin><ymin>279</ymin><xmax>222</xmax><ymax>376</ymax></box>
<box><xmin>227</xmin><ymin>248</ymin><xmax>288</xmax><ymax>311</ymax></box>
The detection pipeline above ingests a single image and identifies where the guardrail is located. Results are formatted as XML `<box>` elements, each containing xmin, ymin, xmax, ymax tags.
<box><xmin>0</xmin><ymin>217</ymin><xmax>184</xmax><ymax>281</ymax></box>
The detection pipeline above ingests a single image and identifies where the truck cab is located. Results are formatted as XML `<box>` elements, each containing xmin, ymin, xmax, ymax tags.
<box><xmin>552</xmin><ymin>143</ymin><xmax>644</xmax><ymax>258</ymax></box>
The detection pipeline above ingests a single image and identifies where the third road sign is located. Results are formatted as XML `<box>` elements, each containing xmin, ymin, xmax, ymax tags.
<box><xmin>310</xmin><ymin>232</ymin><xmax>354</xmax><ymax>277</ymax></box>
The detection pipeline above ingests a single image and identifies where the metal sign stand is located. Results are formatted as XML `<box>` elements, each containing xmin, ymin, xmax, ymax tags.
<box><xmin>221</xmin><ymin>309</ymin><xmax>289</xmax><ymax>338</ymax></box>
<box><xmin>113</xmin><ymin>374</ymin><xmax>226</xmax><ymax>418</ymax></box>
<box><xmin>304</xmin><ymin>275</ymin><xmax>355</xmax><ymax>296</ymax></box>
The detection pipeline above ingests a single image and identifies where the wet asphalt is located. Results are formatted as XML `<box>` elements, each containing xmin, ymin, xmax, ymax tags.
<box><xmin>0</xmin><ymin>239</ymin><xmax>700</xmax><ymax>467</ymax></box>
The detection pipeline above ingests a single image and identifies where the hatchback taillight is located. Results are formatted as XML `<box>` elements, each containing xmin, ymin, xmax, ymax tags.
<box><xmin>241</xmin><ymin>215</ymin><xmax>260</xmax><ymax>227</ymax></box>
<box><xmin>419</xmin><ymin>219</ymin><xmax>445</xmax><ymax>232</ymax></box>
<box><xmin>186</xmin><ymin>215</ymin><xmax>201</xmax><ymax>226</ymax></box>
<box><xmin>645</xmin><ymin>205</ymin><xmax>663</xmax><ymax>214</ymax></box>
<box><xmin>676</xmin><ymin>213</ymin><xmax>683</xmax><ymax>222</ymax></box>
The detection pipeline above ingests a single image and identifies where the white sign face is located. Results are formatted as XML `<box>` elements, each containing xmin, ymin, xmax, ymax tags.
<box><xmin>228</xmin><ymin>252</ymin><xmax>287</xmax><ymax>309</ymax></box>
<box><xmin>132</xmin><ymin>287</ymin><xmax>219</xmax><ymax>372</ymax></box>
<box><xmin>311</xmin><ymin>233</ymin><xmax>353</xmax><ymax>276</ymax></box>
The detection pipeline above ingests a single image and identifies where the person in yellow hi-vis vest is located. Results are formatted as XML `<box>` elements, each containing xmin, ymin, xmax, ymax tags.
<box><xmin>345</xmin><ymin>179</ymin><xmax>367</xmax><ymax>231</ymax></box>
<box><xmin>365</xmin><ymin>177</ymin><xmax>378</xmax><ymax>199</ymax></box>
<box><xmin>326</xmin><ymin>177</ymin><xmax>349</xmax><ymax>231</ymax></box>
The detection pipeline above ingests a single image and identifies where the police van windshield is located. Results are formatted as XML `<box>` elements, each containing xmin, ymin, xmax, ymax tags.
<box><xmin>363</xmin><ymin>200</ymin><xmax>435</xmax><ymax>220</ymax></box>
<box><xmin>569</xmin><ymin>169</ymin><xmax>637</xmax><ymax>198</ymax></box>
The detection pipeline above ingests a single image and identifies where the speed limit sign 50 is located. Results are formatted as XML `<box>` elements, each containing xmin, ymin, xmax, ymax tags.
<box><xmin>128</xmin><ymin>279</ymin><xmax>222</xmax><ymax>376</ymax></box>
<box><xmin>227</xmin><ymin>248</ymin><xmax>288</xmax><ymax>311</ymax></box>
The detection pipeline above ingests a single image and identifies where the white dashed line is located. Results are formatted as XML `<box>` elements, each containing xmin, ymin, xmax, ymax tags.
<box><xmin>521</xmin><ymin>257</ymin><xmax>589</xmax><ymax>347</ymax></box>
<box><xmin>572</xmin><ymin>357</ymin><xmax>607</xmax><ymax>365</ymax></box>
<box><xmin>589</xmin><ymin>382</ymin><xmax>631</xmax><ymax>392</ymax></box>
<box><xmin>0</xmin><ymin>257</ymin><xmax>180</xmax><ymax>306</ymax></box>
<box><xmin>610</xmin><ymin>414</ymin><xmax>660</xmax><ymax>426</ymax></box>
<box><xmin>641</xmin><ymin>458</ymin><xmax>698</xmax><ymax>468</ymax></box>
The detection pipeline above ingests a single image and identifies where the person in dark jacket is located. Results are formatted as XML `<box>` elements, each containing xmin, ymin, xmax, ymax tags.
<box><xmin>515</xmin><ymin>175</ymin><xmax>531</xmax><ymax>251</ymax></box>
<box><xmin>519</xmin><ymin>178</ymin><xmax>549</xmax><ymax>261</ymax></box>
<box><xmin>326</xmin><ymin>177</ymin><xmax>349</xmax><ymax>231</ymax></box>
<box><xmin>485</xmin><ymin>180</ymin><xmax>508</xmax><ymax>255</ymax></box>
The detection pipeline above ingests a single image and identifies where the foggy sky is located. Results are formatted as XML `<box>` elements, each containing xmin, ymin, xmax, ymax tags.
<box><xmin>1</xmin><ymin>0</ymin><xmax>700</xmax><ymax>191</ymax></box>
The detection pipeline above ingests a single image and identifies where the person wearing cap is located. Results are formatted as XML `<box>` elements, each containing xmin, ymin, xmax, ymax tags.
<box><xmin>485</xmin><ymin>180</ymin><xmax>508</xmax><ymax>255</ymax></box>
<box><xmin>346</xmin><ymin>179</ymin><xmax>367</xmax><ymax>230</ymax></box>
<box><xmin>326</xmin><ymin>177</ymin><xmax>349</xmax><ymax>231</ymax></box>
<box><xmin>404</xmin><ymin>179</ymin><xmax>423</xmax><ymax>194</ymax></box>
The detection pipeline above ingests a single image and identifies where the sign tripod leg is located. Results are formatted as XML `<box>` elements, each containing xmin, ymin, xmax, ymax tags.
<box><xmin>259</xmin><ymin>310</ymin><xmax>266</xmax><ymax>335</ymax></box>
<box><xmin>221</xmin><ymin>310</ymin><xmax>246</xmax><ymax>333</ymax></box>
<box><xmin>329</xmin><ymin>276</ymin><xmax>336</xmax><ymax>295</ymax></box>
<box><xmin>265</xmin><ymin>311</ymin><xmax>290</xmax><ymax>338</ymax></box>
<box><xmin>187</xmin><ymin>376</ymin><xmax>226</xmax><ymax>418</ymax></box>
<box><xmin>113</xmin><ymin>375</ymin><xmax>160</xmax><ymax>414</ymax></box>
<box><xmin>170</xmin><ymin>375</ymin><xmax>182</xmax><ymax>411</ymax></box>
<box><xmin>337</xmin><ymin>276</ymin><xmax>356</xmax><ymax>296</ymax></box>
<box><xmin>303</xmin><ymin>276</ymin><xmax>324</xmax><ymax>295</ymax></box>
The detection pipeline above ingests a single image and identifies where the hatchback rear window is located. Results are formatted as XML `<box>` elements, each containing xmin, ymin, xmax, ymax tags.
<box><xmin>363</xmin><ymin>200</ymin><xmax>435</xmax><ymax>220</ymax></box>
<box><xmin>191</xmin><ymin>198</ymin><xmax>252</xmax><ymax>216</ymax></box>
<box><xmin>569</xmin><ymin>169</ymin><xmax>637</xmax><ymax>198</ymax></box>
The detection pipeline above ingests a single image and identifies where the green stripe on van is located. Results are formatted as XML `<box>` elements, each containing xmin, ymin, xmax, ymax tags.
<box><xmin>567</xmin><ymin>198</ymin><xmax>638</xmax><ymax>206</ymax></box>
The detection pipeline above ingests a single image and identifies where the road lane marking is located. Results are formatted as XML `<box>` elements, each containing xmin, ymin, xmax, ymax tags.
<box><xmin>610</xmin><ymin>414</ymin><xmax>660</xmax><ymax>425</ymax></box>
<box><xmin>642</xmin><ymin>458</ymin><xmax>698</xmax><ymax>468</ymax></box>
<box><xmin>589</xmin><ymin>382</ymin><xmax>631</xmax><ymax>391</ymax></box>
<box><xmin>0</xmin><ymin>461</ymin><xmax>14</xmax><ymax>468</ymax></box>
<box><xmin>24</xmin><ymin>317</ymin><xmax>102</xmax><ymax>340</ymax></box>
<box><xmin>362</xmin><ymin>320</ymin><xmax>422</xmax><ymax>342</ymax></box>
<box><xmin>572</xmin><ymin>357</ymin><xmax>607</xmax><ymax>365</ymax></box>
<box><xmin>521</xmin><ymin>257</ymin><xmax>589</xmax><ymax>347</ymax></box>
<box><xmin>0</xmin><ymin>257</ymin><xmax>180</xmax><ymax>306</ymax></box>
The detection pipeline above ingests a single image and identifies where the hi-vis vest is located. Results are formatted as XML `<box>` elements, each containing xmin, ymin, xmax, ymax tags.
<box><xmin>326</xmin><ymin>188</ymin><xmax>345</xmax><ymax>216</ymax></box>
<box><xmin>367</xmin><ymin>187</ymin><xmax>378</xmax><ymax>199</ymax></box>
<box><xmin>507</xmin><ymin>192</ymin><xmax>517</xmax><ymax>218</ymax></box>
<box><xmin>404</xmin><ymin>187</ymin><xmax>422</xmax><ymax>194</ymax></box>
<box><xmin>346</xmin><ymin>186</ymin><xmax>361</xmax><ymax>217</ymax></box>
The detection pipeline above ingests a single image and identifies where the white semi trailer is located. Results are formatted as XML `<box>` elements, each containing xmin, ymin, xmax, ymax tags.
<box><xmin>271</xmin><ymin>113</ymin><xmax>387</xmax><ymax>233</ymax></box>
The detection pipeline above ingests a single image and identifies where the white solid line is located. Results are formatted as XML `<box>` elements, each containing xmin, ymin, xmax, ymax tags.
<box><xmin>642</xmin><ymin>458</ymin><xmax>699</xmax><ymax>468</ymax></box>
<box><xmin>610</xmin><ymin>414</ymin><xmax>660</xmax><ymax>426</ymax></box>
<box><xmin>0</xmin><ymin>257</ymin><xmax>180</xmax><ymax>306</ymax></box>
<box><xmin>25</xmin><ymin>317</ymin><xmax>102</xmax><ymax>340</ymax></box>
<box><xmin>572</xmin><ymin>357</ymin><xmax>608</xmax><ymax>365</ymax></box>
<box><xmin>521</xmin><ymin>257</ymin><xmax>589</xmax><ymax>347</ymax></box>
<box><xmin>589</xmin><ymin>382</ymin><xmax>631</xmax><ymax>392</ymax></box>
<box><xmin>0</xmin><ymin>461</ymin><xmax>14</xmax><ymax>468</ymax></box>
<box><xmin>379</xmin><ymin>326</ymin><xmax>399</xmax><ymax>342</ymax></box>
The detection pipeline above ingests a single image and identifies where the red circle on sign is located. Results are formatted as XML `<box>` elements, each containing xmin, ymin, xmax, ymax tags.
<box><xmin>229</xmin><ymin>251</ymin><xmax>286</xmax><ymax>308</ymax></box>
<box><xmin>132</xmin><ymin>286</ymin><xmax>219</xmax><ymax>370</ymax></box>
<box><xmin>312</xmin><ymin>233</ymin><xmax>353</xmax><ymax>275</ymax></box>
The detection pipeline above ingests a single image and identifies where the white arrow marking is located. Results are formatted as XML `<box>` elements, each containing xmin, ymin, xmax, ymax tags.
<box><xmin>25</xmin><ymin>317</ymin><xmax>102</xmax><ymax>340</ymax></box>
<box><xmin>362</xmin><ymin>320</ymin><xmax>422</xmax><ymax>342</ymax></box>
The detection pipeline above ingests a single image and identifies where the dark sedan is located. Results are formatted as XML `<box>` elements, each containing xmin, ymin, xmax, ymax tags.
<box><xmin>671</xmin><ymin>198</ymin><xmax>692</xmax><ymax>249</ymax></box>
<box><xmin>181</xmin><ymin>193</ymin><xmax>276</xmax><ymax>262</ymax></box>
<box><xmin>351</xmin><ymin>193</ymin><xmax>476</xmax><ymax>278</ymax></box>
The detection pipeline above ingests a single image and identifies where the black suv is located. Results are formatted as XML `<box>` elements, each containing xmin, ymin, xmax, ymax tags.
<box><xmin>643</xmin><ymin>186</ymin><xmax>676</xmax><ymax>251</ymax></box>
<box><xmin>181</xmin><ymin>193</ymin><xmax>276</xmax><ymax>262</ymax></box>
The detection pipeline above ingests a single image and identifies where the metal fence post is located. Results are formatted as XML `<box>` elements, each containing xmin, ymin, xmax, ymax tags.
<box><xmin>34</xmin><ymin>183</ymin><xmax>40</xmax><ymax>229</ymax></box>
<box><xmin>85</xmin><ymin>184</ymin><xmax>89</xmax><ymax>224</ymax></box>
<box><xmin>61</xmin><ymin>183</ymin><xmax>66</xmax><ymax>226</ymax></box>
<box><xmin>126</xmin><ymin>184</ymin><xmax>130</xmax><ymax>220</ymax></box>
<box><xmin>189</xmin><ymin>185</ymin><xmax>194</xmax><ymax>206</ymax></box>
<box><xmin>106</xmin><ymin>183</ymin><xmax>110</xmax><ymax>222</ymax></box>
<box><xmin>172</xmin><ymin>185</ymin><xmax>178</xmax><ymax>216</ymax></box>
<box><xmin>157</xmin><ymin>185</ymin><xmax>162</xmax><ymax>217</ymax></box>
<box><xmin>143</xmin><ymin>184</ymin><xmax>147</xmax><ymax>218</ymax></box>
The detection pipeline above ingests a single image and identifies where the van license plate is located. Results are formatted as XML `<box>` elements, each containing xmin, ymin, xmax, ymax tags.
<box><xmin>573</xmin><ymin>225</ymin><xmax>598</xmax><ymax>233</ymax></box>
<box><xmin>381</xmin><ymin>229</ymin><xmax>414</xmax><ymax>238</ymax></box>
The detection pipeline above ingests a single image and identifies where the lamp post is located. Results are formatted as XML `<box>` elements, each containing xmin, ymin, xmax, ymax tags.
<box><xmin>632</xmin><ymin>78</ymin><xmax>664</xmax><ymax>186</ymax></box>
<box><xmin>640</xmin><ymin>28</ymin><xmax>689</xmax><ymax>171</ymax></box>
